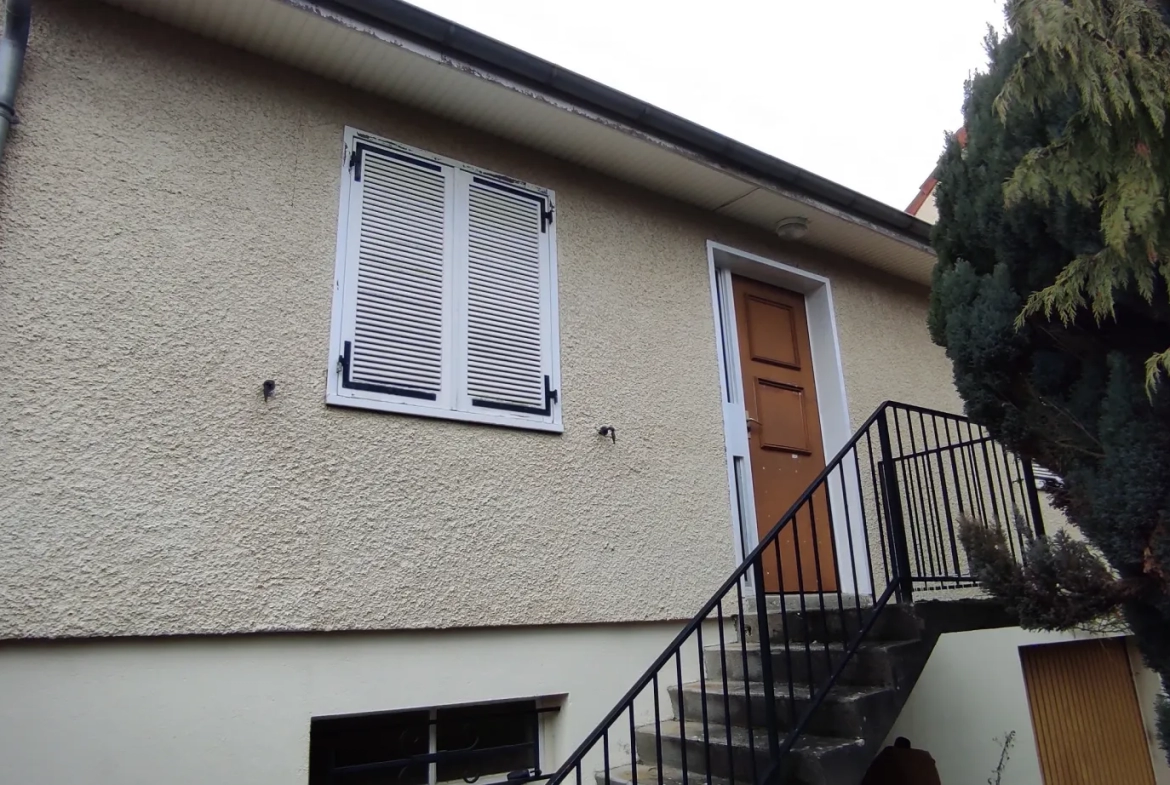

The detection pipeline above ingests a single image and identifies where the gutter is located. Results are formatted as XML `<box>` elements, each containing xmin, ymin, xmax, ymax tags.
<box><xmin>0</xmin><ymin>0</ymin><xmax>30</xmax><ymax>163</ymax></box>
<box><xmin>321</xmin><ymin>0</ymin><xmax>931</xmax><ymax>245</ymax></box>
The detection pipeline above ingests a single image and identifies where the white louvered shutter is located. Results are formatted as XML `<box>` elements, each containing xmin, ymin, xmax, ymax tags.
<box><xmin>339</xmin><ymin>145</ymin><xmax>454</xmax><ymax>406</ymax></box>
<box><xmin>455</xmin><ymin>173</ymin><xmax>556</xmax><ymax>421</ymax></box>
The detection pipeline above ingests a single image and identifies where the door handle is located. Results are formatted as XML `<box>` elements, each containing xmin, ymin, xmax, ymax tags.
<box><xmin>746</xmin><ymin>414</ymin><xmax>761</xmax><ymax>431</ymax></box>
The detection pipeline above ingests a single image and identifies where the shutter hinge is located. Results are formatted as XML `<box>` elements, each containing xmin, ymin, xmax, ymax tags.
<box><xmin>541</xmin><ymin>203</ymin><xmax>555</xmax><ymax>233</ymax></box>
<box><xmin>545</xmin><ymin>378</ymin><xmax>559</xmax><ymax>408</ymax></box>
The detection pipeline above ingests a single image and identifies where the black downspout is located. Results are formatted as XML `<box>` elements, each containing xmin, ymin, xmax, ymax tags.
<box><xmin>0</xmin><ymin>0</ymin><xmax>31</xmax><ymax>165</ymax></box>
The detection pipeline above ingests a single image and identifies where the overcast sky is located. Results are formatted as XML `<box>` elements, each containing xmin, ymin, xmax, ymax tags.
<box><xmin>409</xmin><ymin>0</ymin><xmax>1006</xmax><ymax>210</ymax></box>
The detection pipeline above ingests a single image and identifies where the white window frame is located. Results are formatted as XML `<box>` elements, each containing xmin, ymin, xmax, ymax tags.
<box><xmin>327</xmin><ymin>127</ymin><xmax>562</xmax><ymax>433</ymax></box>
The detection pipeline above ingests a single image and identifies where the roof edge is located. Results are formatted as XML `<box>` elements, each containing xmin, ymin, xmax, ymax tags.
<box><xmin>316</xmin><ymin>0</ymin><xmax>933</xmax><ymax>246</ymax></box>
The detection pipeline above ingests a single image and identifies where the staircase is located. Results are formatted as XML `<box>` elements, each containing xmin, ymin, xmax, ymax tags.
<box><xmin>547</xmin><ymin>403</ymin><xmax>1042</xmax><ymax>785</ymax></box>
<box><xmin>625</xmin><ymin>598</ymin><xmax>1016</xmax><ymax>785</ymax></box>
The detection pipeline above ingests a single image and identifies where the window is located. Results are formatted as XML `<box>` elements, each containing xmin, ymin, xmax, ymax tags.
<box><xmin>327</xmin><ymin>128</ymin><xmax>562</xmax><ymax>432</ymax></box>
<box><xmin>308</xmin><ymin>699</ymin><xmax>555</xmax><ymax>785</ymax></box>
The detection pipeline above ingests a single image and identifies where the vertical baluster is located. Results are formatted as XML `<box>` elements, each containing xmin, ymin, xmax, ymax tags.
<box><xmin>963</xmin><ymin>421</ymin><xmax>991</xmax><ymax>528</ymax></box>
<box><xmin>603</xmin><ymin>730</ymin><xmax>610</xmax><ymax>785</ymax></box>
<box><xmin>824</xmin><ymin>473</ymin><xmax>849</xmax><ymax>651</ymax></box>
<box><xmin>853</xmin><ymin>432</ymin><xmax>880</xmax><ymax>604</ymax></box>
<box><xmin>915</xmin><ymin>411</ymin><xmax>948</xmax><ymax>587</ymax></box>
<box><xmin>877</xmin><ymin>407</ymin><xmax>912</xmax><ymax>602</ymax></box>
<box><xmin>674</xmin><ymin>651</ymin><xmax>688</xmax><ymax>785</ymax></box>
<box><xmin>715</xmin><ymin>601</ymin><xmax>735</xmax><ymax>785</ymax></box>
<box><xmin>1019</xmin><ymin>457</ymin><xmax>1046</xmax><ymax>537</ymax></box>
<box><xmin>909</xmin><ymin>414</ymin><xmax>940</xmax><ymax>585</ymax></box>
<box><xmin>805</xmin><ymin>490</ymin><xmax>835</xmax><ymax>677</ymax></box>
<box><xmin>628</xmin><ymin>705</ymin><xmax>638</xmax><ymax>785</ymax></box>
<box><xmin>772</xmin><ymin>538</ymin><xmax>797</xmax><ymax>730</ymax></box>
<box><xmin>990</xmin><ymin>442</ymin><xmax>1028</xmax><ymax>559</ymax></box>
<box><xmin>752</xmin><ymin>551</ymin><xmax>781</xmax><ymax>765</ymax></box>
<box><xmin>929</xmin><ymin>414</ymin><xmax>962</xmax><ymax>586</ymax></box>
<box><xmin>785</xmin><ymin>503</ymin><xmax>816</xmax><ymax>706</ymax></box>
<box><xmin>696</xmin><ymin>626</ymin><xmax>711</xmax><ymax>785</ymax></box>
<box><xmin>895</xmin><ymin>411</ymin><xmax>928</xmax><ymax>583</ymax></box>
<box><xmin>954</xmin><ymin>420</ymin><xmax>981</xmax><ymax>531</ymax></box>
<box><xmin>734</xmin><ymin>580</ymin><xmax>758</xmax><ymax>785</ymax></box>
<box><xmin>652</xmin><ymin>674</ymin><xmax>663</xmax><ymax>785</ymax></box>
<box><xmin>865</xmin><ymin>428</ymin><xmax>892</xmax><ymax>588</ymax></box>
<box><xmin>838</xmin><ymin>457</ymin><xmax>864</xmax><ymax>629</ymax></box>
<box><xmin>977</xmin><ymin>429</ymin><xmax>1004</xmax><ymax>525</ymax></box>
<box><xmin>977</xmin><ymin>432</ymin><xmax>1016</xmax><ymax>564</ymax></box>
<box><xmin>924</xmin><ymin>413</ymin><xmax>953</xmax><ymax>584</ymax></box>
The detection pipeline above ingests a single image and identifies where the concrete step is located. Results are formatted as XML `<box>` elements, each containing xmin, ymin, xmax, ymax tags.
<box><xmin>744</xmin><ymin>595</ymin><xmax>874</xmax><ymax>613</ymax></box>
<box><xmin>704</xmin><ymin>638</ymin><xmax>927</xmax><ymax>689</ymax></box>
<box><xmin>740</xmin><ymin>601</ymin><xmax>922</xmax><ymax>646</ymax></box>
<box><xmin>635</xmin><ymin>719</ymin><xmax>868</xmax><ymax>785</ymax></box>
<box><xmin>596</xmin><ymin>763</ymin><xmax>732</xmax><ymax>785</ymax></box>
<box><xmin>669</xmin><ymin>680</ymin><xmax>898</xmax><ymax>740</ymax></box>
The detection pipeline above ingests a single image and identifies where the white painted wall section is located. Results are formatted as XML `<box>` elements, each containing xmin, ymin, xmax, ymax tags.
<box><xmin>0</xmin><ymin>623</ymin><xmax>699</xmax><ymax>785</ymax></box>
<box><xmin>884</xmin><ymin>627</ymin><xmax>1170</xmax><ymax>785</ymax></box>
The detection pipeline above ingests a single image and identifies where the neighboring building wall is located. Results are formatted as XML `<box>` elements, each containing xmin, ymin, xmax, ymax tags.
<box><xmin>0</xmin><ymin>623</ymin><xmax>706</xmax><ymax>785</ymax></box>
<box><xmin>0</xmin><ymin>0</ymin><xmax>960</xmax><ymax>640</ymax></box>
<box><xmin>912</xmin><ymin>191</ymin><xmax>940</xmax><ymax>225</ymax></box>
<box><xmin>885</xmin><ymin>627</ymin><xmax>1170</xmax><ymax>785</ymax></box>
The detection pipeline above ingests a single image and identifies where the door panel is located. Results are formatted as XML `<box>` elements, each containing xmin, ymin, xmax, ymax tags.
<box><xmin>732</xmin><ymin>275</ymin><xmax>836</xmax><ymax>593</ymax></box>
<box><xmin>1021</xmin><ymin>638</ymin><xmax>1156</xmax><ymax>785</ymax></box>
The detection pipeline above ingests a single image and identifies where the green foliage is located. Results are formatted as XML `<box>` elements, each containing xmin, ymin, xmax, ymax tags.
<box><xmin>958</xmin><ymin>515</ymin><xmax>1134</xmax><ymax>630</ymax></box>
<box><xmin>994</xmin><ymin>0</ymin><xmax>1170</xmax><ymax>389</ymax></box>
<box><xmin>1158</xmin><ymin>695</ymin><xmax>1170</xmax><ymax>761</ymax></box>
<box><xmin>931</xmin><ymin>3</ymin><xmax>1170</xmax><ymax>762</ymax></box>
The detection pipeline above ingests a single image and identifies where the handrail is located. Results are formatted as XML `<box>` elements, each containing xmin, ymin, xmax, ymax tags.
<box><xmin>547</xmin><ymin>402</ymin><xmax>896</xmax><ymax>783</ymax></box>
<box><xmin>546</xmin><ymin>402</ymin><xmax>1042</xmax><ymax>785</ymax></box>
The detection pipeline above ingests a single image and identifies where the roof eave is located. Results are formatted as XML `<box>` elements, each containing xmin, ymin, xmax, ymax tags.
<box><xmin>313</xmin><ymin>0</ymin><xmax>932</xmax><ymax>248</ymax></box>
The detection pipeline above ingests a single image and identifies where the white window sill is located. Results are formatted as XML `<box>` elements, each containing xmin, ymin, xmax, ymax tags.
<box><xmin>325</xmin><ymin>393</ymin><xmax>564</xmax><ymax>434</ymax></box>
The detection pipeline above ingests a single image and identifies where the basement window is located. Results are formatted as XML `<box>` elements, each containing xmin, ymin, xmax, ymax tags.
<box><xmin>309</xmin><ymin>699</ymin><xmax>557</xmax><ymax>785</ymax></box>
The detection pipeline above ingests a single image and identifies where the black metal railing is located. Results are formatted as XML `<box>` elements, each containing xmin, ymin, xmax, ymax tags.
<box><xmin>546</xmin><ymin>402</ymin><xmax>1042</xmax><ymax>785</ymax></box>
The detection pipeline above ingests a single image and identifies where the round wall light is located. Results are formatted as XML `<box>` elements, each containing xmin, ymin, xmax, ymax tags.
<box><xmin>775</xmin><ymin>216</ymin><xmax>810</xmax><ymax>241</ymax></box>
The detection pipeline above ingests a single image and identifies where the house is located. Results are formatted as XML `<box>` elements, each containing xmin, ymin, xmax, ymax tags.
<box><xmin>904</xmin><ymin>128</ymin><xmax>966</xmax><ymax>224</ymax></box>
<box><xmin>0</xmin><ymin>1</ymin><xmax>1164</xmax><ymax>785</ymax></box>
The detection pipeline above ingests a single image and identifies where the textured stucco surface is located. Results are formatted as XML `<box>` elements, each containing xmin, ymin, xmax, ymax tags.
<box><xmin>0</xmin><ymin>0</ymin><xmax>961</xmax><ymax>639</ymax></box>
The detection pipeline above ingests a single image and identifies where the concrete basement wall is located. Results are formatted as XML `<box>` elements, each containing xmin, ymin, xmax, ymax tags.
<box><xmin>0</xmin><ymin>623</ymin><xmax>704</xmax><ymax>785</ymax></box>
<box><xmin>0</xmin><ymin>0</ymin><xmax>961</xmax><ymax>638</ymax></box>
<box><xmin>885</xmin><ymin>628</ymin><xmax>1170</xmax><ymax>785</ymax></box>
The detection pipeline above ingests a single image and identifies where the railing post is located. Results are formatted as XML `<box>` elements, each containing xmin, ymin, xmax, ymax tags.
<box><xmin>751</xmin><ymin>559</ymin><xmax>781</xmax><ymax>764</ymax></box>
<box><xmin>877</xmin><ymin>408</ymin><xmax>913</xmax><ymax>603</ymax></box>
<box><xmin>1020</xmin><ymin>460</ymin><xmax>1046</xmax><ymax>537</ymax></box>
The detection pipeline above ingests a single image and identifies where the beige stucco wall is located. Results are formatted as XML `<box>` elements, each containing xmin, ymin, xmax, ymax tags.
<box><xmin>0</xmin><ymin>0</ymin><xmax>961</xmax><ymax>639</ymax></box>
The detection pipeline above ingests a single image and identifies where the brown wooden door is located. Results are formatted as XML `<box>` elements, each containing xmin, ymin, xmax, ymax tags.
<box><xmin>1021</xmin><ymin>638</ymin><xmax>1156</xmax><ymax>785</ymax></box>
<box><xmin>732</xmin><ymin>275</ymin><xmax>837</xmax><ymax>593</ymax></box>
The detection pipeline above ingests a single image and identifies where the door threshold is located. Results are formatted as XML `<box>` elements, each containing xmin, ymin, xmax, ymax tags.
<box><xmin>745</xmin><ymin>593</ymin><xmax>875</xmax><ymax>613</ymax></box>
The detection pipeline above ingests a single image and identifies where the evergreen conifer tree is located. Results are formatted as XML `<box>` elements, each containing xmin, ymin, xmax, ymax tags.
<box><xmin>929</xmin><ymin>0</ymin><xmax>1170</xmax><ymax>756</ymax></box>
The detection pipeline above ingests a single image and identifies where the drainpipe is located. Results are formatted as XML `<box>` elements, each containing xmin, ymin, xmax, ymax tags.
<box><xmin>0</xmin><ymin>0</ymin><xmax>31</xmax><ymax>164</ymax></box>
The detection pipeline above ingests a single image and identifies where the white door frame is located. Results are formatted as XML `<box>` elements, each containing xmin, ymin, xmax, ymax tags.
<box><xmin>706</xmin><ymin>241</ymin><xmax>872</xmax><ymax>597</ymax></box>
